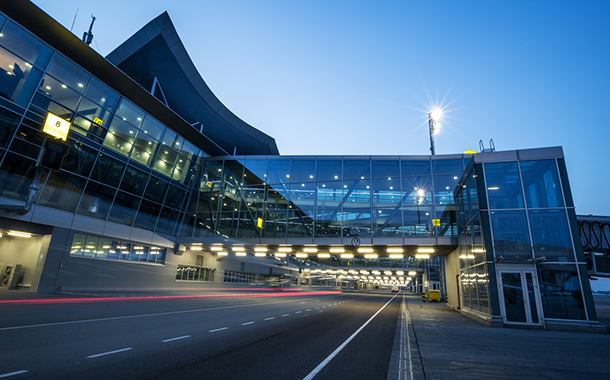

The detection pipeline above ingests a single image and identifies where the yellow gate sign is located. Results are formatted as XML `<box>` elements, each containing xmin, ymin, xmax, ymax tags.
<box><xmin>43</xmin><ymin>112</ymin><xmax>70</xmax><ymax>141</ymax></box>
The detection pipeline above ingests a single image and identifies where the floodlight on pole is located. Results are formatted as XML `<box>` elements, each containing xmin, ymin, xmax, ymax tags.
<box><xmin>428</xmin><ymin>107</ymin><xmax>441</xmax><ymax>155</ymax></box>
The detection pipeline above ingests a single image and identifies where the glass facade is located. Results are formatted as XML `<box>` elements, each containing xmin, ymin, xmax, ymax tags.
<box><xmin>70</xmin><ymin>233</ymin><xmax>166</xmax><ymax>264</ymax></box>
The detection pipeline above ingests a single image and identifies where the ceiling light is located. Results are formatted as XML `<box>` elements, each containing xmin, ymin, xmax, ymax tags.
<box><xmin>360</xmin><ymin>270</ymin><xmax>369</xmax><ymax>275</ymax></box>
<box><xmin>295</xmin><ymin>253</ymin><xmax>308</xmax><ymax>258</ymax></box>
<box><xmin>340</xmin><ymin>253</ymin><xmax>354</xmax><ymax>259</ymax></box>
<box><xmin>210</xmin><ymin>246</ymin><xmax>223</xmax><ymax>251</ymax></box>
<box><xmin>278</xmin><ymin>247</ymin><xmax>292</xmax><ymax>252</ymax></box>
<box><xmin>7</xmin><ymin>231</ymin><xmax>31</xmax><ymax>238</ymax></box>
<box><xmin>254</xmin><ymin>247</ymin><xmax>268</xmax><ymax>252</ymax></box>
<box><xmin>389</xmin><ymin>254</ymin><xmax>403</xmax><ymax>259</ymax></box>
<box><xmin>329</xmin><ymin>247</ymin><xmax>345</xmax><ymax>253</ymax></box>
<box><xmin>358</xmin><ymin>247</ymin><xmax>374</xmax><ymax>253</ymax></box>
<box><xmin>364</xmin><ymin>254</ymin><xmax>378</xmax><ymax>259</ymax></box>
<box><xmin>235</xmin><ymin>252</ymin><xmax>246</xmax><ymax>257</ymax></box>
<box><xmin>303</xmin><ymin>247</ymin><xmax>318</xmax><ymax>253</ymax></box>
<box><xmin>275</xmin><ymin>253</ymin><xmax>287</xmax><ymax>258</ymax></box>
<box><xmin>191</xmin><ymin>246</ymin><xmax>203</xmax><ymax>251</ymax></box>
<box><xmin>384</xmin><ymin>271</ymin><xmax>392</xmax><ymax>275</ymax></box>
<box><xmin>217</xmin><ymin>251</ymin><xmax>228</xmax><ymax>256</ymax></box>
<box><xmin>408</xmin><ymin>271</ymin><xmax>417</xmax><ymax>276</ymax></box>
<box><xmin>254</xmin><ymin>252</ymin><xmax>266</xmax><ymax>257</ymax></box>
<box><xmin>318</xmin><ymin>253</ymin><xmax>330</xmax><ymax>258</ymax></box>
<box><xmin>396</xmin><ymin>271</ymin><xmax>404</xmax><ymax>275</ymax></box>
<box><xmin>232</xmin><ymin>247</ymin><xmax>245</xmax><ymax>251</ymax></box>
<box><xmin>417</xmin><ymin>247</ymin><xmax>435</xmax><ymax>253</ymax></box>
<box><xmin>415</xmin><ymin>254</ymin><xmax>430</xmax><ymax>259</ymax></box>
<box><xmin>387</xmin><ymin>248</ymin><xmax>403</xmax><ymax>253</ymax></box>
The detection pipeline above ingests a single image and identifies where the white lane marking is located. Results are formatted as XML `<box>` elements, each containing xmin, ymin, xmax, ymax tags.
<box><xmin>87</xmin><ymin>347</ymin><xmax>133</xmax><ymax>359</ymax></box>
<box><xmin>302</xmin><ymin>294</ymin><xmax>398</xmax><ymax>380</ymax></box>
<box><xmin>315</xmin><ymin>307</ymin><xmax>320</xmax><ymax>309</ymax></box>
<box><xmin>209</xmin><ymin>327</ymin><xmax>228</xmax><ymax>333</ymax></box>
<box><xmin>264</xmin><ymin>317</ymin><xmax>275</xmax><ymax>321</ymax></box>
<box><xmin>306</xmin><ymin>309</ymin><xmax>311</xmax><ymax>311</ymax></box>
<box><xmin>0</xmin><ymin>371</ymin><xmax>29</xmax><ymax>378</ymax></box>
<box><xmin>0</xmin><ymin>298</ymin><xmax>318</xmax><ymax>332</ymax></box>
<box><xmin>399</xmin><ymin>295</ymin><xmax>414</xmax><ymax>380</ymax></box>
<box><xmin>162</xmin><ymin>335</ymin><xmax>191</xmax><ymax>343</ymax></box>
<box><xmin>241</xmin><ymin>321</ymin><xmax>255</xmax><ymax>326</ymax></box>
<box><xmin>295</xmin><ymin>311</ymin><xmax>302</xmax><ymax>314</ymax></box>
<box><xmin>281</xmin><ymin>314</ymin><xmax>290</xmax><ymax>317</ymax></box>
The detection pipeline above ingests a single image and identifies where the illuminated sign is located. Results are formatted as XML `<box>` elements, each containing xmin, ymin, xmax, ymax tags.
<box><xmin>432</xmin><ymin>219</ymin><xmax>440</xmax><ymax>226</ymax></box>
<box><xmin>93</xmin><ymin>117</ymin><xmax>103</xmax><ymax>126</ymax></box>
<box><xmin>464</xmin><ymin>150</ymin><xmax>477</xmax><ymax>154</ymax></box>
<box><xmin>43</xmin><ymin>112</ymin><xmax>70</xmax><ymax>141</ymax></box>
<box><xmin>257</xmin><ymin>217</ymin><xmax>263</xmax><ymax>228</ymax></box>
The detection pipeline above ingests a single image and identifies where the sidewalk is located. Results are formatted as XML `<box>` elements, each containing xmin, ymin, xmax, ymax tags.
<box><xmin>403</xmin><ymin>294</ymin><xmax>610</xmax><ymax>380</ymax></box>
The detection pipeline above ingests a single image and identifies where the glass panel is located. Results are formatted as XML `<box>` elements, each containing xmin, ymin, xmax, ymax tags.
<box><xmin>153</xmin><ymin>144</ymin><xmax>178</xmax><ymax>177</ymax></box>
<box><xmin>263</xmin><ymin>209</ymin><xmax>287</xmax><ymax>238</ymax></box>
<box><xmin>537</xmin><ymin>264</ymin><xmax>586</xmax><ymax>320</ymax></box>
<box><xmin>477</xmin><ymin>264</ymin><xmax>490</xmax><ymax>315</ymax></box>
<box><xmin>343</xmin><ymin>179</ymin><xmax>371</xmax><ymax>208</ymax></box>
<box><xmin>107</xmin><ymin>191</ymin><xmax>139</xmax><ymax>225</ymax></box>
<box><xmin>90</xmin><ymin>154</ymin><xmax>125</xmax><ymax>188</ymax></box>
<box><xmin>139</xmin><ymin>115</ymin><xmax>165</xmax><ymax>141</ymax></box>
<box><xmin>37</xmin><ymin>171</ymin><xmax>85</xmax><ymax>212</ymax></box>
<box><xmin>401</xmin><ymin>160</ymin><xmax>430</xmax><ymax>176</ymax></box>
<box><xmin>237</xmin><ymin>211</ymin><xmax>262</xmax><ymax>238</ymax></box>
<box><xmin>130</xmin><ymin>131</ymin><xmax>158</xmax><ymax>167</ymax></box>
<box><xmin>144</xmin><ymin>176</ymin><xmax>168</xmax><ymax>203</ymax></box>
<box><xmin>490</xmin><ymin>210</ymin><xmax>531</xmax><ymax>261</ymax></box>
<box><xmin>432</xmin><ymin>159</ymin><xmax>463</xmax><ymax>174</ymax></box>
<box><xmin>70</xmin><ymin>234</ymin><xmax>86</xmax><ymax>256</ymax></box>
<box><xmin>107</xmin><ymin>240</ymin><xmax>120</xmax><ymax>260</ymax></box>
<box><xmin>467</xmin><ymin>169</ymin><xmax>478</xmax><ymax>216</ymax></box>
<box><xmin>83</xmin><ymin>78</ymin><xmax>119</xmax><ymax>111</ymax></box>
<box><xmin>156</xmin><ymin>207</ymin><xmax>180</xmax><ymax>235</ymax></box>
<box><xmin>436</xmin><ymin>204</ymin><xmax>457</xmax><ymax>237</ymax></box>
<box><xmin>288</xmin><ymin>159</ymin><xmax>315</xmax><ymax>182</ymax></box>
<box><xmin>433</xmin><ymin>174</ymin><xmax>460</xmax><ymax>205</ymax></box>
<box><xmin>528</xmin><ymin>209</ymin><xmax>574</xmax><ymax>262</ymax></box>
<box><xmin>372</xmin><ymin>208</ymin><xmax>403</xmax><ymax>237</ymax></box>
<box><xmin>96</xmin><ymin>238</ymin><xmax>111</xmax><ymax>259</ymax></box>
<box><xmin>484</xmin><ymin>162</ymin><xmax>524</xmax><ymax>209</ymax></box>
<box><xmin>288</xmin><ymin>182</ymin><xmax>314</xmax><ymax>209</ymax></box>
<box><xmin>402</xmin><ymin>176</ymin><xmax>432</xmax><ymax>205</ymax></box>
<box><xmin>525</xmin><ymin>273</ymin><xmax>539</xmax><ymax>323</ymax></box>
<box><xmin>61</xmin><ymin>140</ymin><xmax>97</xmax><ymax>177</ymax></box>
<box><xmin>46</xmin><ymin>54</ymin><xmax>90</xmax><ymax>93</ymax></box>
<box><xmin>371</xmin><ymin>160</ymin><xmax>399</xmax><ymax>179</ymax></box>
<box><xmin>31</xmin><ymin>93</ymin><xmax>74</xmax><ymax>120</ymax></box>
<box><xmin>343</xmin><ymin>160</ymin><xmax>370</xmax><ymax>180</ymax></box>
<box><xmin>114</xmin><ymin>98</ymin><xmax>144</xmax><ymax>128</ymax></box>
<box><xmin>372</xmin><ymin>177</ymin><xmax>400</xmax><ymax>207</ymax></box>
<box><xmin>103</xmin><ymin>117</ymin><xmax>137</xmax><ymax>157</ymax></box>
<box><xmin>39</xmin><ymin>75</ymin><xmax>81</xmax><ymax>110</ymax></box>
<box><xmin>315</xmin><ymin>207</ymin><xmax>341</xmax><ymax>238</ymax></box>
<box><xmin>0</xmin><ymin>152</ymin><xmax>37</xmax><ymax>199</ymax></box>
<box><xmin>342</xmin><ymin>208</ymin><xmax>371</xmax><ymax>238</ymax></box>
<box><xmin>402</xmin><ymin>206</ymin><xmax>433</xmax><ymax>236</ymax></box>
<box><xmin>164</xmin><ymin>185</ymin><xmax>186</xmax><ymax>209</ymax></box>
<box><xmin>0</xmin><ymin>46</ymin><xmax>43</xmax><ymax>107</ymax></box>
<box><xmin>501</xmin><ymin>272</ymin><xmax>527</xmax><ymax>323</ymax></box>
<box><xmin>134</xmin><ymin>200</ymin><xmax>161</xmax><ymax>230</ymax></box>
<box><xmin>180</xmin><ymin>140</ymin><xmax>198</xmax><ymax>161</ymax></box>
<box><xmin>242</xmin><ymin>159</ymin><xmax>267</xmax><ymax>183</ymax></box>
<box><xmin>77</xmin><ymin>181</ymin><xmax>115</xmax><ymax>219</ymax></box>
<box><xmin>317</xmin><ymin>160</ymin><xmax>342</xmax><ymax>181</ymax></box>
<box><xmin>0</xmin><ymin>107</ymin><xmax>23</xmax><ymax>148</ymax></box>
<box><xmin>217</xmin><ymin>211</ymin><xmax>239</xmax><ymax>237</ymax></box>
<box><xmin>520</xmin><ymin>160</ymin><xmax>564</xmax><ymax>208</ymax></box>
<box><xmin>71</xmin><ymin>115</ymin><xmax>106</xmax><ymax>142</ymax></box>
<box><xmin>83</xmin><ymin>236</ymin><xmax>99</xmax><ymax>258</ymax></box>
<box><xmin>159</xmin><ymin>128</ymin><xmax>182</xmax><ymax>153</ymax></box>
<box><xmin>0</xmin><ymin>21</ymin><xmax>53</xmax><ymax>68</ymax></box>
<box><xmin>317</xmin><ymin>181</ymin><xmax>342</xmax><ymax>209</ymax></box>
<box><xmin>266</xmin><ymin>159</ymin><xmax>291</xmax><ymax>184</ymax></box>
<box><xmin>287</xmin><ymin>209</ymin><xmax>314</xmax><ymax>238</ymax></box>
<box><xmin>76</xmin><ymin>98</ymin><xmax>113</xmax><ymax>128</ymax></box>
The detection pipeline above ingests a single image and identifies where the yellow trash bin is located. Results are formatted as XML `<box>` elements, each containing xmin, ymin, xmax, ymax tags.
<box><xmin>428</xmin><ymin>289</ymin><xmax>440</xmax><ymax>302</ymax></box>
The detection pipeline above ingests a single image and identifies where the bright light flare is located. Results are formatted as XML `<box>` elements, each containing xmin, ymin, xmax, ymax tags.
<box><xmin>429</xmin><ymin>107</ymin><xmax>442</xmax><ymax>122</ymax></box>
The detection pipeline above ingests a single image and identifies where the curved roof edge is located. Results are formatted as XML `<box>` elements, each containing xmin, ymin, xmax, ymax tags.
<box><xmin>106</xmin><ymin>12</ymin><xmax>280</xmax><ymax>156</ymax></box>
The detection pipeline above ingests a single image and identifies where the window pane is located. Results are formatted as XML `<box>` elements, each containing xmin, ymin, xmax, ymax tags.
<box><xmin>373</xmin><ymin>208</ymin><xmax>403</xmax><ymax>237</ymax></box>
<box><xmin>402</xmin><ymin>176</ymin><xmax>432</xmax><ymax>205</ymax></box>
<box><xmin>130</xmin><ymin>132</ymin><xmax>158</xmax><ymax>167</ymax></box>
<box><xmin>317</xmin><ymin>160</ymin><xmax>342</xmax><ymax>181</ymax></box>
<box><xmin>144</xmin><ymin>176</ymin><xmax>168</xmax><ymax>203</ymax></box>
<box><xmin>401</xmin><ymin>160</ymin><xmax>431</xmax><ymax>176</ymax></box>
<box><xmin>372</xmin><ymin>177</ymin><xmax>400</xmax><ymax>207</ymax></box>
<box><xmin>76</xmin><ymin>97</ymin><xmax>113</xmax><ymax>128</ymax></box>
<box><xmin>290</xmin><ymin>159</ymin><xmax>315</xmax><ymax>182</ymax></box>
<box><xmin>484</xmin><ymin>162</ymin><xmax>524</xmax><ymax>209</ymax></box>
<box><xmin>39</xmin><ymin>75</ymin><xmax>81</xmax><ymax>110</ymax></box>
<box><xmin>343</xmin><ymin>179</ymin><xmax>371</xmax><ymax>208</ymax></box>
<box><xmin>0</xmin><ymin>152</ymin><xmax>37</xmax><ymax>199</ymax></box>
<box><xmin>77</xmin><ymin>181</ymin><xmax>115</xmax><ymax>219</ymax></box>
<box><xmin>134</xmin><ymin>200</ymin><xmax>161</xmax><ymax>230</ymax></box>
<box><xmin>70</xmin><ymin>234</ymin><xmax>86</xmax><ymax>256</ymax></box>
<box><xmin>343</xmin><ymin>160</ymin><xmax>370</xmax><ymax>180</ymax></box>
<box><xmin>537</xmin><ymin>264</ymin><xmax>586</xmax><ymax>320</ymax></box>
<box><xmin>0</xmin><ymin>46</ymin><xmax>43</xmax><ymax>107</ymax></box>
<box><xmin>38</xmin><ymin>171</ymin><xmax>85</xmax><ymax>212</ymax></box>
<box><xmin>139</xmin><ymin>114</ymin><xmax>165</xmax><ymax>141</ymax></box>
<box><xmin>31</xmin><ymin>93</ymin><xmax>74</xmax><ymax>121</ymax></box>
<box><xmin>180</xmin><ymin>140</ymin><xmax>198</xmax><ymax>161</ymax></box>
<box><xmin>372</xmin><ymin>160</ymin><xmax>399</xmax><ymax>179</ymax></box>
<box><xmin>432</xmin><ymin>159</ymin><xmax>463</xmax><ymax>174</ymax></box>
<box><xmin>46</xmin><ymin>54</ymin><xmax>90</xmax><ymax>93</ymax></box>
<box><xmin>529</xmin><ymin>209</ymin><xmax>574</xmax><ymax>262</ymax></box>
<box><xmin>433</xmin><ymin>174</ymin><xmax>460</xmax><ymax>205</ymax></box>
<box><xmin>108</xmin><ymin>191</ymin><xmax>139</xmax><ymax>225</ymax></box>
<box><xmin>287</xmin><ymin>209</ymin><xmax>314</xmax><ymax>238</ymax></box>
<box><xmin>0</xmin><ymin>107</ymin><xmax>22</xmax><ymax>148</ymax></box>
<box><xmin>61</xmin><ymin>140</ymin><xmax>97</xmax><ymax>177</ymax></box>
<box><xmin>83</xmin><ymin>78</ymin><xmax>119</xmax><ymax>111</ymax></box>
<box><xmin>266</xmin><ymin>159</ymin><xmax>291</xmax><ymax>184</ymax></box>
<box><xmin>0</xmin><ymin>21</ymin><xmax>53</xmax><ymax>68</ymax></box>
<box><xmin>103</xmin><ymin>117</ymin><xmax>137</xmax><ymax>157</ymax></box>
<box><xmin>520</xmin><ymin>160</ymin><xmax>563</xmax><ymax>208</ymax></box>
<box><xmin>71</xmin><ymin>115</ymin><xmax>106</xmax><ymax>142</ymax></box>
<box><xmin>490</xmin><ymin>210</ymin><xmax>531</xmax><ymax>260</ymax></box>
<box><xmin>83</xmin><ymin>236</ymin><xmax>99</xmax><ymax>258</ymax></box>
<box><xmin>342</xmin><ymin>208</ymin><xmax>371</xmax><ymax>238</ymax></box>
<box><xmin>91</xmin><ymin>154</ymin><xmax>125</xmax><ymax>188</ymax></box>
<box><xmin>153</xmin><ymin>146</ymin><xmax>178</xmax><ymax>177</ymax></box>
<box><xmin>114</xmin><ymin>98</ymin><xmax>144</xmax><ymax>128</ymax></box>
<box><xmin>402</xmin><ymin>206</ymin><xmax>433</xmax><ymax>236</ymax></box>
<box><xmin>317</xmin><ymin>181</ymin><xmax>342</xmax><ymax>209</ymax></box>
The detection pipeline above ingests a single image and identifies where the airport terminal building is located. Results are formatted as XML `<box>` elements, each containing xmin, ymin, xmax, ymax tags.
<box><xmin>0</xmin><ymin>1</ymin><xmax>603</xmax><ymax>332</ymax></box>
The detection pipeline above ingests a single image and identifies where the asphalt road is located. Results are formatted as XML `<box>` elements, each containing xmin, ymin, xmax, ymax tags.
<box><xmin>0</xmin><ymin>291</ymin><xmax>401</xmax><ymax>380</ymax></box>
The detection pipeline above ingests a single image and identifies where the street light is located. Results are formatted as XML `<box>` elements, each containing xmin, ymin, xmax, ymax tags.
<box><xmin>428</xmin><ymin>107</ymin><xmax>442</xmax><ymax>155</ymax></box>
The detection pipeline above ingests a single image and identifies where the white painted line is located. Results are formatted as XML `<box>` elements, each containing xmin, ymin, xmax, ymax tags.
<box><xmin>306</xmin><ymin>309</ymin><xmax>312</xmax><ymax>311</ymax></box>
<box><xmin>281</xmin><ymin>314</ymin><xmax>290</xmax><ymax>317</ymax></box>
<box><xmin>0</xmin><ymin>371</ymin><xmax>28</xmax><ymax>378</ymax></box>
<box><xmin>315</xmin><ymin>307</ymin><xmax>320</xmax><ymax>309</ymax></box>
<box><xmin>209</xmin><ymin>327</ymin><xmax>228</xmax><ymax>333</ymax></box>
<box><xmin>295</xmin><ymin>311</ymin><xmax>302</xmax><ymax>314</ymax></box>
<box><xmin>241</xmin><ymin>321</ymin><xmax>255</xmax><ymax>326</ymax></box>
<box><xmin>162</xmin><ymin>335</ymin><xmax>191</xmax><ymax>343</ymax></box>
<box><xmin>264</xmin><ymin>317</ymin><xmax>275</xmax><ymax>321</ymax></box>
<box><xmin>302</xmin><ymin>294</ymin><xmax>398</xmax><ymax>380</ymax></box>
<box><xmin>87</xmin><ymin>347</ymin><xmax>133</xmax><ymax>359</ymax></box>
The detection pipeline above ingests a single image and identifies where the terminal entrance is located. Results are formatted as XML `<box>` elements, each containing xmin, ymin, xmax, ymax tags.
<box><xmin>497</xmin><ymin>268</ymin><xmax>542</xmax><ymax>326</ymax></box>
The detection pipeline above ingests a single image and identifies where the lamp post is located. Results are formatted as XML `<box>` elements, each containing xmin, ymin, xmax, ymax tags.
<box><xmin>428</xmin><ymin>107</ymin><xmax>441</xmax><ymax>155</ymax></box>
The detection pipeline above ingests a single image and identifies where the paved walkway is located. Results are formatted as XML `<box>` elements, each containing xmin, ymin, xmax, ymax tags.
<box><xmin>392</xmin><ymin>293</ymin><xmax>610</xmax><ymax>380</ymax></box>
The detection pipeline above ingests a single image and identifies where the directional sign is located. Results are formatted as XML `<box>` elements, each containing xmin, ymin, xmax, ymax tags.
<box><xmin>351</xmin><ymin>237</ymin><xmax>361</xmax><ymax>247</ymax></box>
<box><xmin>43</xmin><ymin>112</ymin><xmax>70</xmax><ymax>141</ymax></box>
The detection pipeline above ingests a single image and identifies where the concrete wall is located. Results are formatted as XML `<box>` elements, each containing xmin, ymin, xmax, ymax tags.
<box><xmin>445</xmin><ymin>248</ymin><xmax>460</xmax><ymax>310</ymax></box>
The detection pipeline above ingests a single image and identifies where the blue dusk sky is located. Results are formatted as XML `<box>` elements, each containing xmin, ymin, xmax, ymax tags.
<box><xmin>32</xmin><ymin>0</ymin><xmax>610</xmax><ymax>221</ymax></box>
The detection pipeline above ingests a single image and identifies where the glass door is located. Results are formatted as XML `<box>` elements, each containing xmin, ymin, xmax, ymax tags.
<box><xmin>498</xmin><ymin>269</ymin><xmax>542</xmax><ymax>326</ymax></box>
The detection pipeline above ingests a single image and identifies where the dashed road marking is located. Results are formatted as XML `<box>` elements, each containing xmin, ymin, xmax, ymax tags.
<box><xmin>87</xmin><ymin>347</ymin><xmax>133</xmax><ymax>359</ymax></box>
<box><xmin>264</xmin><ymin>317</ymin><xmax>275</xmax><ymax>321</ymax></box>
<box><xmin>162</xmin><ymin>335</ymin><xmax>191</xmax><ymax>343</ymax></box>
<box><xmin>241</xmin><ymin>321</ymin><xmax>255</xmax><ymax>326</ymax></box>
<box><xmin>209</xmin><ymin>327</ymin><xmax>228</xmax><ymax>333</ymax></box>
<box><xmin>295</xmin><ymin>311</ymin><xmax>302</xmax><ymax>314</ymax></box>
<box><xmin>281</xmin><ymin>314</ymin><xmax>290</xmax><ymax>317</ymax></box>
<box><xmin>306</xmin><ymin>309</ymin><xmax>312</xmax><ymax>311</ymax></box>
<box><xmin>0</xmin><ymin>370</ymin><xmax>29</xmax><ymax>378</ymax></box>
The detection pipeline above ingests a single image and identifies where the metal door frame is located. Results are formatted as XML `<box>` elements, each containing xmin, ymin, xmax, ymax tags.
<box><xmin>497</xmin><ymin>266</ymin><xmax>543</xmax><ymax>326</ymax></box>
